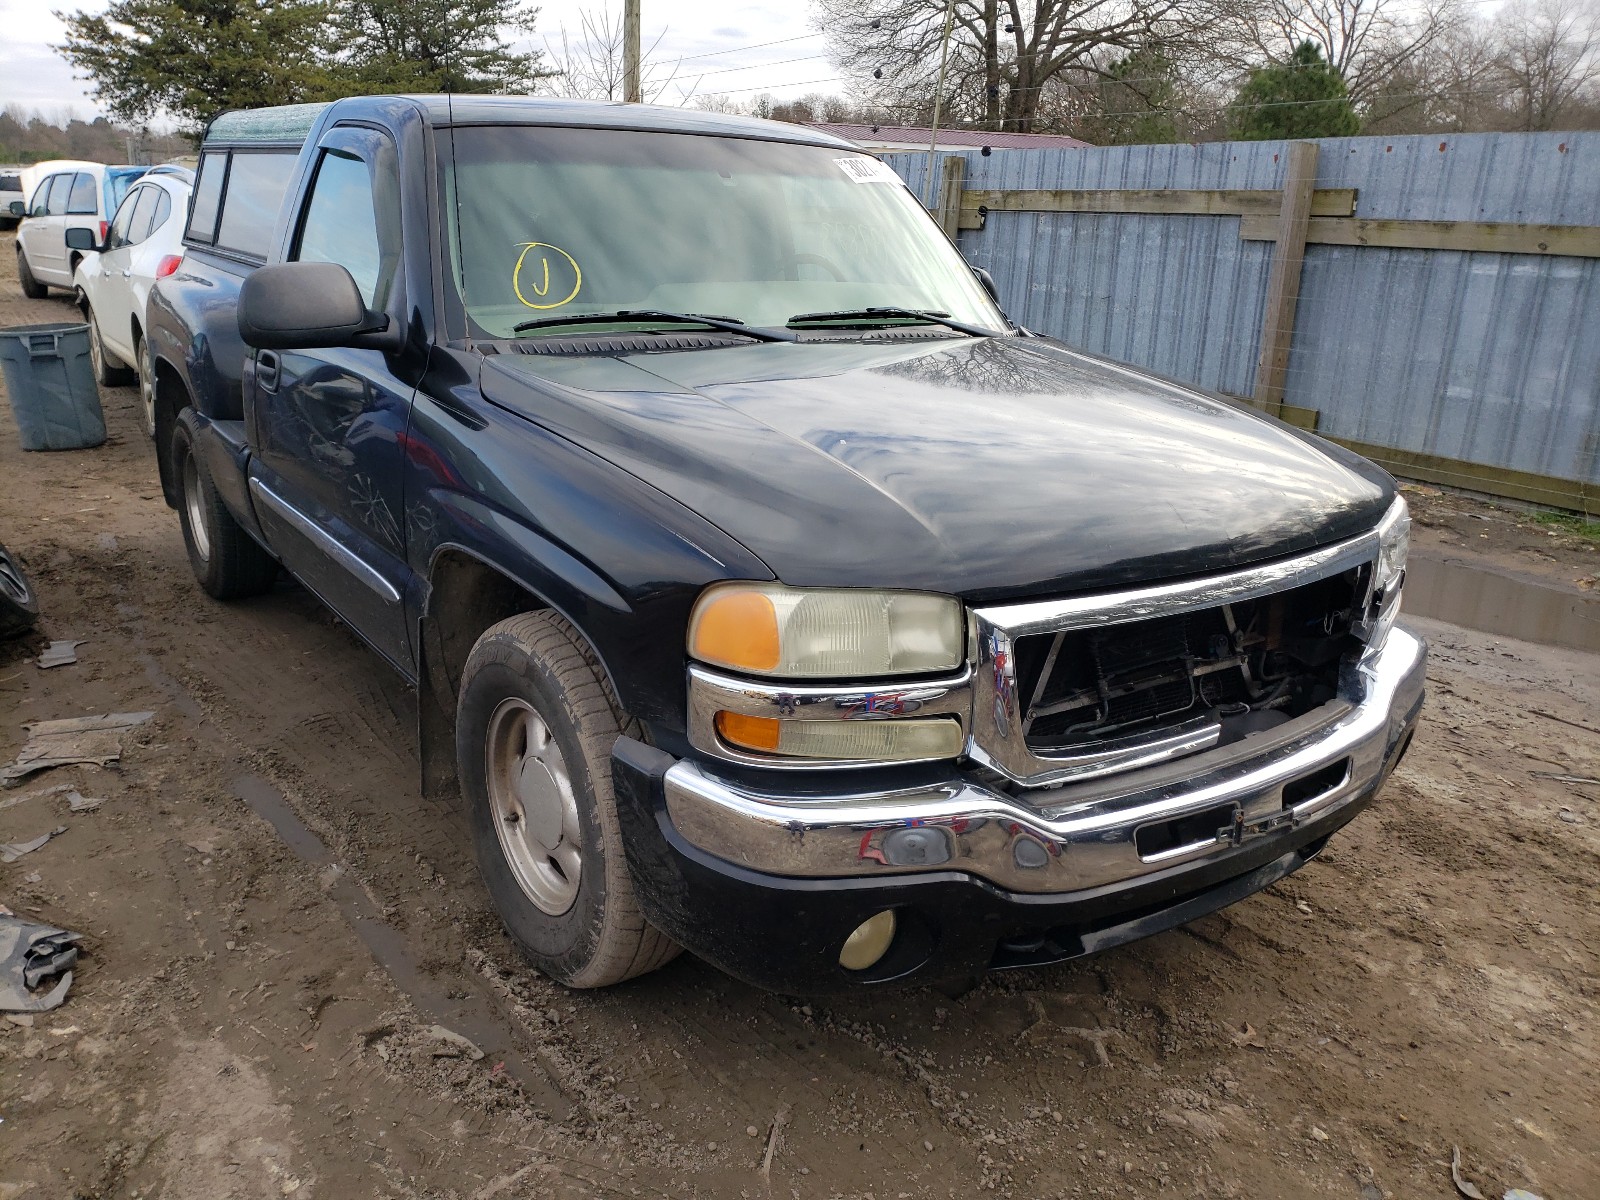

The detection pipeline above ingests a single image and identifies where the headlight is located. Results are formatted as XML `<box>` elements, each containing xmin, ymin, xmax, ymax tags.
<box><xmin>1364</xmin><ymin>496</ymin><xmax>1410</xmax><ymax>652</ymax></box>
<box><xmin>688</xmin><ymin>583</ymin><xmax>965</xmax><ymax>679</ymax></box>
<box><xmin>1375</xmin><ymin>496</ymin><xmax>1410</xmax><ymax>591</ymax></box>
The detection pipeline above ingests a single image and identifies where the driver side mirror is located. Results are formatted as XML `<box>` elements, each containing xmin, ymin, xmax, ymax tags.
<box><xmin>238</xmin><ymin>260</ymin><xmax>399</xmax><ymax>352</ymax></box>
<box><xmin>65</xmin><ymin>226</ymin><xmax>100</xmax><ymax>252</ymax></box>
<box><xmin>972</xmin><ymin>267</ymin><xmax>1000</xmax><ymax>303</ymax></box>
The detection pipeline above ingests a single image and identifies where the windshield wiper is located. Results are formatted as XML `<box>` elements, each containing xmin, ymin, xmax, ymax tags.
<box><xmin>513</xmin><ymin>309</ymin><xmax>796</xmax><ymax>343</ymax></box>
<box><xmin>786</xmin><ymin>307</ymin><xmax>996</xmax><ymax>337</ymax></box>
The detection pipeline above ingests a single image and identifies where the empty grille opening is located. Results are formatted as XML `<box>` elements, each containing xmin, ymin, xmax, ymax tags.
<box><xmin>1016</xmin><ymin>567</ymin><xmax>1366</xmax><ymax>758</ymax></box>
<box><xmin>1283</xmin><ymin>758</ymin><xmax>1350</xmax><ymax>808</ymax></box>
<box><xmin>1134</xmin><ymin>802</ymin><xmax>1237</xmax><ymax>860</ymax></box>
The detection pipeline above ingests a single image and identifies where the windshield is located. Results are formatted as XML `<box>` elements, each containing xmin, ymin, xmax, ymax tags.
<box><xmin>440</xmin><ymin>125</ymin><xmax>1005</xmax><ymax>339</ymax></box>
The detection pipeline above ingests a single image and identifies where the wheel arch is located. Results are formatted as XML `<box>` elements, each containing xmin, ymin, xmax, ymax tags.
<box><xmin>152</xmin><ymin>354</ymin><xmax>194</xmax><ymax>507</ymax></box>
<box><xmin>416</xmin><ymin>543</ymin><xmax>639</xmax><ymax>801</ymax></box>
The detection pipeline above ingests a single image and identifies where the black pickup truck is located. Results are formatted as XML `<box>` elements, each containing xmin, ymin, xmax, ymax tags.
<box><xmin>146</xmin><ymin>95</ymin><xmax>1424</xmax><ymax>993</ymax></box>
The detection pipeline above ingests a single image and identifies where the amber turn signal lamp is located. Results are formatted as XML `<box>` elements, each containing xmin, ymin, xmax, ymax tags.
<box><xmin>689</xmin><ymin>588</ymin><xmax>781</xmax><ymax>672</ymax></box>
<box><xmin>715</xmin><ymin>711</ymin><xmax>783</xmax><ymax>752</ymax></box>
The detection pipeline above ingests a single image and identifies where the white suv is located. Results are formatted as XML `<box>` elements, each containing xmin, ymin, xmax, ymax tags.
<box><xmin>12</xmin><ymin>161</ymin><xmax>147</xmax><ymax>297</ymax></box>
<box><xmin>70</xmin><ymin>166</ymin><xmax>194</xmax><ymax>438</ymax></box>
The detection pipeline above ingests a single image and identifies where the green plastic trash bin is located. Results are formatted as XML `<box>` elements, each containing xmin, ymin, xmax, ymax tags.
<box><xmin>0</xmin><ymin>322</ymin><xmax>107</xmax><ymax>451</ymax></box>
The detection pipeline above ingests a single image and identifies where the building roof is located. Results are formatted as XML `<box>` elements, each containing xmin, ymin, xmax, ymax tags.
<box><xmin>807</xmin><ymin>123</ymin><xmax>1093</xmax><ymax>150</ymax></box>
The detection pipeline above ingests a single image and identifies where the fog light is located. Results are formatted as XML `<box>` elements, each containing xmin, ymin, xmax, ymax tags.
<box><xmin>839</xmin><ymin>910</ymin><xmax>898</xmax><ymax>971</ymax></box>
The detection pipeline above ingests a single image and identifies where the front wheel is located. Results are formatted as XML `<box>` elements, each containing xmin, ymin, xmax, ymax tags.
<box><xmin>17</xmin><ymin>248</ymin><xmax>46</xmax><ymax>300</ymax></box>
<box><xmin>457</xmin><ymin>611</ymin><xmax>679</xmax><ymax>988</ymax></box>
<box><xmin>0</xmin><ymin>541</ymin><xmax>40</xmax><ymax>639</ymax></box>
<box><xmin>171</xmin><ymin>417</ymin><xmax>279</xmax><ymax>599</ymax></box>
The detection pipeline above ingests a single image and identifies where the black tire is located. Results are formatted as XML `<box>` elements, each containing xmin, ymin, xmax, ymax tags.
<box><xmin>0</xmin><ymin>541</ymin><xmax>40</xmax><ymax>640</ymax></box>
<box><xmin>457</xmin><ymin>611</ymin><xmax>679</xmax><ymax>988</ymax></box>
<box><xmin>136</xmin><ymin>332</ymin><xmax>157</xmax><ymax>439</ymax></box>
<box><xmin>171</xmin><ymin>417</ymin><xmax>279</xmax><ymax>599</ymax></box>
<box><xmin>85</xmin><ymin>302</ymin><xmax>135</xmax><ymax>387</ymax></box>
<box><xmin>17</xmin><ymin>247</ymin><xmax>46</xmax><ymax>299</ymax></box>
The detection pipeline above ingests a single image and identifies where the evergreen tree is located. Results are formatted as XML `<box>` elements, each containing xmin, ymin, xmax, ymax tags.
<box><xmin>55</xmin><ymin>0</ymin><xmax>339</xmax><ymax>133</ymax></box>
<box><xmin>1230</xmin><ymin>41</ymin><xmax>1361</xmax><ymax>140</ymax></box>
<box><xmin>334</xmin><ymin>0</ymin><xmax>552</xmax><ymax>94</ymax></box>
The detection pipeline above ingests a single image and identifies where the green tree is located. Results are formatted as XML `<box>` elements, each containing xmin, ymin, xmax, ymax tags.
<box><xmin>1230</xmin><ymin>41</ymin><xmax>1361</xmax><ymax>139</ymax></box>
<box><xmin>1087</xmin><ymin>48</ymin><xmax>1181</xmax><ymax>145</ymax></box>
<box><xmin>55</xmin><ymin>0</ymin><xmax>339</xmax><ymax>134</ymax></box>
<box><xmin>334</xmin><ymin>0</ymin><xmax>552</xmax><ymax>93</ymax></box>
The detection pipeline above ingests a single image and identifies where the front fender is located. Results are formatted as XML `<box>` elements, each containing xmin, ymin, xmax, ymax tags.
<box><xmin>402</xmin><ymin>390</ymin><xmax>772</xmax><ymax>732</ymax></box>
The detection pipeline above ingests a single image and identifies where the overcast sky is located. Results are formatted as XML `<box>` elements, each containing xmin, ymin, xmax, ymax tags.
<box><xmin>0</xmin><ymin>0</ymin><xmax>839</xmax><ymax>124</ymax></box>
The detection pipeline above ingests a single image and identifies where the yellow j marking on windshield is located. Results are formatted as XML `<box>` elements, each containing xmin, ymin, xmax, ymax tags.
<box><xmin>513</xmin><ymin>242</ymin><xmax>582</xmax><ymax>310</ymax></box>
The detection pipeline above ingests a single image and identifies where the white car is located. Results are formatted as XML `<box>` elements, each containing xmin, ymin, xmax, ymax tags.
<box><xmin>70</xmin><ymin>166</ymin><xmax>193</xmax><ymax>438</ymax></box>
<box><xmin>12</xmin><ymin>161</ymin><xmax>147</xmax><ymax>298</ymax></box>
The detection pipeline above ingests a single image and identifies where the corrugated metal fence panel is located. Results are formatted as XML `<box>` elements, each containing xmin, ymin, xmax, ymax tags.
<box><xmin>884</xmin><ymin>134</ymin><xmax>1600</xmax><ymax>487</ymax></box>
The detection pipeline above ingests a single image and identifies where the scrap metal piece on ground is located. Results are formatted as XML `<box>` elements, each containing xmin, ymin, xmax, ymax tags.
<box><xmin>36</xmin><ymin>640</ymin><xmax>84</xmax><ymax>669</ymax></box>
<box><xmin>0</xmin><ymin>914</ymin><xmax>83</xmax><ymax>1013</ymax></box>
<box><xmin>0</xmin><ymin>783</ymin><xmax>72</xmax><ymax>813</ymax></box>
<box><xmin>66</xmin><ymin>791</ymin><xmax>103</xmax><ymax>813</ymax></box>
<box><xmin>1451</xmin><ymin>1146</ymin><xmax>1487</xmax><ymax>1200</ymax></box>
<box><xmin>0</xmin><ymin>826</ymin><xmax>66</xmax><ymax>863</ymax></box>
<box><xmin>0</xmin><ymin>711</ymin><xmax>154</xmax><ymax>786</ymax></box>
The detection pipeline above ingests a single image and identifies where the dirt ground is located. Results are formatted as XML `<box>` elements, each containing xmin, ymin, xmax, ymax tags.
<box><xmin>1</xmin><ymin>232</ymin><xmax>1597</xmax><ymax>1200</ymax></box>
<box><xmin>1403</xmin><ymin>485</ymin><xmax>1598</xmax><ymax>594</ymax></box>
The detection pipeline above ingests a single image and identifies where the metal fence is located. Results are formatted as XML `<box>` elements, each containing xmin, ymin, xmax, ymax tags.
<box><xmin>886</xmin><ymin>133</ymin><xmax>1600</xmax><ymax>512</ymax></box>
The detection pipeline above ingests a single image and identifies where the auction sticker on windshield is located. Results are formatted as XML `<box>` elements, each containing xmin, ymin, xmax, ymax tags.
<box><xmin>836</xmin><ymin>157</ymin><xmax>901</xmax><ymax>184</ymax></box>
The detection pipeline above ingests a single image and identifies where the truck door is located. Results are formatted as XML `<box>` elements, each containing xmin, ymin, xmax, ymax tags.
<box><xmin>246</xmin><ymin>125</ymin><xmax>415</xmax><ymax>672</ymax></box>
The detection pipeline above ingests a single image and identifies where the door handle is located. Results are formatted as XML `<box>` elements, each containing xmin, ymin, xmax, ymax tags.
<box><xmin>257</xmin><ymin>350</ymin><xmax>280</xmax><ymax>394</ymax></box>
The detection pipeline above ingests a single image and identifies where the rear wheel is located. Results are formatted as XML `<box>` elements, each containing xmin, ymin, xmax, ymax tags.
<box><xmin>171</xmin><ymin>417</ymin><xmax>279</xmax><ymax>600</ymax></box>
<box><xmin>86</xmin><ymin>302</ymin><xmax>135</xmax><ymax>387</ymax></box>
<box><xmin>17</xmin><ymin>248</ymin><xmax>46</xmax><ymax>299</ymax></box>
<box><xmin>0</xmin><ymin>541</ymin><xmax>40</xmax><ymax>640</ymax></box>
<box><xmin>136</xmin><ymin>334</ymin><xmax>156</xmax><ymax>438</ymax></box>
<box><xmin>457</xmin><ymin>611</ymin><xmax>679</xmax><ymax>988</ymax></box>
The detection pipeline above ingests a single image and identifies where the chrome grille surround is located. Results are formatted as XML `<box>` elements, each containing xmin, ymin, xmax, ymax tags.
<box><xmin>968</xmin><ymin>521</ymin><xmax>1390</xmax><ymax>789</ymax></box>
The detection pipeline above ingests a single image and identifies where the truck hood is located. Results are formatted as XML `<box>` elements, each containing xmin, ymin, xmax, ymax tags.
<box><xmin>479</xmin><ymin>334</ymin><xmax>1393</xmax><ymax>601</ymax></box>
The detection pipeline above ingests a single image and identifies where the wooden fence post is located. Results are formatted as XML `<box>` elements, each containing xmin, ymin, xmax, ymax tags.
<box><xmin>936</xmin><ymin>155</ymin><xmax>966</xmax><ymax>240</ymax></box>
<box><xmin>1253</xmin><ymin>141</ymin><xmax>1319</xmax><ymax>415</ymax></box>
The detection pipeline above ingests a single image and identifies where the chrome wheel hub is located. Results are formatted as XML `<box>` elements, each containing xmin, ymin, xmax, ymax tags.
<box><xmin>182</xmin><ymin>453</ymin><xmax>210</xmax><ymax>562</ymax></box>
<box><xmin>138</xmin><ymin>340</ymin><xmax>155</xmax><ymax>435</ymax></box>
<box><xmin>485</xmin><ymin>697</ymin><xmax>582</xmax><ymax>915</ymax></box>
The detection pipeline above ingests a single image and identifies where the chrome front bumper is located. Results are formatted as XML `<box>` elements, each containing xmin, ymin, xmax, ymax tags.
<box><xmin>663</xmin><ymin>627</ymin><xmax>1426</xmax><ymax>896</ymax></box>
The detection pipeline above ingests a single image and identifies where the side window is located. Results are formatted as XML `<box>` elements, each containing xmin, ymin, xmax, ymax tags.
<box><xmin>107</xmin><ymin>187</ymin><xmax>142</xmax><ymax>249</ymax></box>
<box><xmin>66</xmin><ymin>172</ymin><xmax>98</xmax><ymax>215</ymax></box>
<box><xmin>44</xmin><ymin>175</ymin><xmax>71</xmax><ymax>216</ymax></box>
<box><xmin>148</xmin><ymin>189</ymin><xmax>173</xmax><ymax>237</ymax></box>
<box><xmin>186</xmin><ymin>151</ymin><xmax>227</xmax><ymax>243</ymax></box>
<box><xmin>214</xmin><ymin>152</ymin><xmax>298</xmax><ymax>259</ymax></box>
<box><xmin>28</xmin><ymin>176</ymin><xmax>54</xmax><ymax>217</ymax></box>
<box><xmin>293</xmin><ymin>140</ymin><xmax>399</xmax><ymax>307</ymax></box>
<box><xmin>127</xmin><ymin>186</ymin><xmax>161</xmax><ymax>245</ymax></box>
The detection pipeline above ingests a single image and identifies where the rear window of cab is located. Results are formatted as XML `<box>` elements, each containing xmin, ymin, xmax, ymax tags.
<box><xmin>185</xmin><ymin>148</ymin><xmax>298</xmax><ymax>260</ymax></box>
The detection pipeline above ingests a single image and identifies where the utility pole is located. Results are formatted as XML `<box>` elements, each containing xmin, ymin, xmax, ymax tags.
<box><xmin>623</xmin><ymin>0</ymin><xmax>642</xmax><ymax>103</ymax></box>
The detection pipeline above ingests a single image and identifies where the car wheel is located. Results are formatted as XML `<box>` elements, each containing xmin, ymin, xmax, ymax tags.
<box><xmin>0</xmin><ymin>541</ymin><xmax>40</xmax><ymax>640</ymax></box>
<box><xmin>171</xmin><ymin>417</ymin><xmax>279</xmax><ymax>600</ymax></box>
<box><xmin>85</xmin><ymin>303</ymin><xmax>135</xmax><ymax>387</ymax></box>
<box><xmin>17</xmin><ymin>247</ymin><xmax>47</xmax><ymax>300</ymax></box>
<box><xmin>457</xmin><ymin>611</ymin><xmax>680</xmax><ymax>988</ymax></box>
<box><xmin>136</xmin><ymin>334</ymin><xmax>157</xmax><ymax>439</ymax></box>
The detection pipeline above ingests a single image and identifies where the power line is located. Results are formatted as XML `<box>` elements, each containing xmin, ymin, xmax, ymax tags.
<box><xmin>676</xmin><ymin>32</ymin><xmax>827</xmax><ymax>63</ymax></box>
<box><xmin>686</xmin><ymin>53</ymin><xmax>831</xmax><ymax>79</ymax></box>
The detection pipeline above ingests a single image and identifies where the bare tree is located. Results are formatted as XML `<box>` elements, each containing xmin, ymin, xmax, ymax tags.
<box><xmin>1233</xmin><ymin>0</ymin><xmax>1462</xmax><ymax>107</ymax></box>
<box><xmin>1493</xmin><ymin>0</ymin><xmax>1600</xmax><ymax>129</ymax></box>
<box><xmin>542</xmin><ymin>5</ymin><xmax>682</xmax><ymax>102</ymax></box>
<box><xmin>815</xmin><ymin>0</ymin><xmax>1248</xmax><ymax>133</ymax></box>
